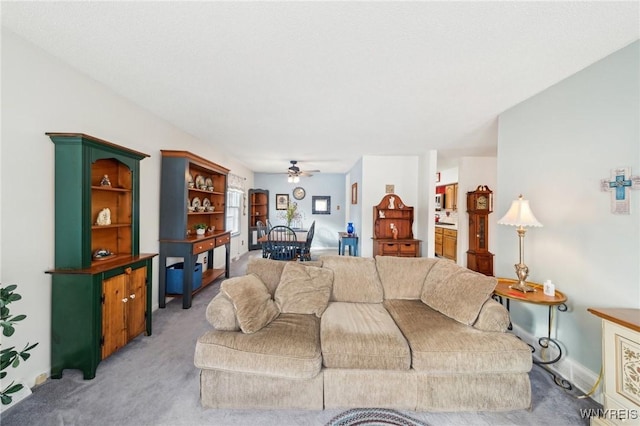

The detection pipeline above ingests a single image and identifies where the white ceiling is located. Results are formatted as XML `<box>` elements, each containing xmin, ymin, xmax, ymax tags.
<box><xmin>2</xmin><ymin>1</ymin><xmax>638</xmax><ymax>173</ymax></box>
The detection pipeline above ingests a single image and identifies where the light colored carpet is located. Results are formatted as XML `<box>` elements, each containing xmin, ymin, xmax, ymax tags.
<box><xmin>1</xmin><ymin>250</ymin><xmax>600</xmax><ymax>426</ymax></box>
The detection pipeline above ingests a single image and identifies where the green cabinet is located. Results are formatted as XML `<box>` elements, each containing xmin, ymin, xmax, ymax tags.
<box><xmin>46</xmin><ymin>133</ymin><xmax>156</xmax><ymax>379</ymax></box>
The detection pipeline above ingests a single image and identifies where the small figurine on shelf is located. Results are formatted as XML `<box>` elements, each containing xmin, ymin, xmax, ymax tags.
<box><xmin>388</xmin><ymin>196</ymin><xmax>395</xmax><ymax>209</ymax></box>
<box><xmin>391</xmin><ymin>223</ymin><xmax>398</xmax><ymax>240</ymax></box>
<box><xmin>100</xmin><ymin>174</ymin><xmax>111</xmax><ymax>187</ymax></box>
<box><xmin>95</xmin><ymin>208</ymin><xmax>111</xmax><ymax>226</ymax></box>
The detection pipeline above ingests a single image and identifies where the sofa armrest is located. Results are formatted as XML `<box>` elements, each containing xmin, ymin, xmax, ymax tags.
<box><xmin>472</xmin><ymin>298</ymin><xmax>510</xmax><ymax>332</ymax></box>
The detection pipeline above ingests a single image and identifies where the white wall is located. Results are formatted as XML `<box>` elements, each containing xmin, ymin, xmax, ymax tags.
<box><xmin>1</xmin><ymin>30</ymin><xmax>253</xmax><ymax>389</ymax></box>
<box><xmin>496</xmin><ymin>40</ymin><xmax>639</xmax><ymax>392</ymax></box>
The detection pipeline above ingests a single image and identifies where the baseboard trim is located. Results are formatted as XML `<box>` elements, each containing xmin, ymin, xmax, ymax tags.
<box><xmin>511</xmin><ymin>324</ymin><xmax>603</xmax><ymax>404</ymax></box>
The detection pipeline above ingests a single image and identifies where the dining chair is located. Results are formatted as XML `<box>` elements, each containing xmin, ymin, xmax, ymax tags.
<box><xmin>298</xmin><ymin>220</ymin><xmax>315</xmax><ymax>261</ymax></box>
<box><xmin>256</xmin><ymin>221</ymin><xmax>268</xmax><ymax>258</ymax></box>
<box><xmin>265</xmin><ymin>225</ymin><xmax>298</xmax><ymax>261</ymax></box>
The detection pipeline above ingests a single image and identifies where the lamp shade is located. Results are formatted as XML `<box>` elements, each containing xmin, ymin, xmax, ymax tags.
<box><xmin>497</xmin><ymin>195</ymin><xmax>542</xmax><ymax>227</ymax></box>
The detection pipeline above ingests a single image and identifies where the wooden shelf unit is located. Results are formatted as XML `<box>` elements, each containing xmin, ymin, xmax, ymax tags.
<box><xmin>159</xmin><ymin>150</ymin><xmax>231</xmax><ymax>309</ymax></box>
<box><xmin>248</xmin><ymin>189</ymin><xmax>269</xmax><ymax>250</ymax></box>
<box><xmin>372</xmin><ymin>194</ymin><xmax>421</xmax><ymax>257</ymax></box>
<box><xmin>46</xmin><ymin>133</ymin><xmax>156</xmax><ymax>380</ymax></box>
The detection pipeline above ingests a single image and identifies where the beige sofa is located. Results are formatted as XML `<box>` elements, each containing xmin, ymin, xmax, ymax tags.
<box><xmin>194</xmin><ymin>255</ymin><xmax>532</xmax><ymax>411</ymax></box>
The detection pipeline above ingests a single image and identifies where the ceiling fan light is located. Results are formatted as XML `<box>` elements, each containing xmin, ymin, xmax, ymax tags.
<box><xmin>287</xmin><ymin>175</ymin><xmax>293</xmax><ymax>183</ymax></box>
<box><xmin>294</xmin><ymin>176</ymin><xmax>300</xmax><ymax>183</ymax></box>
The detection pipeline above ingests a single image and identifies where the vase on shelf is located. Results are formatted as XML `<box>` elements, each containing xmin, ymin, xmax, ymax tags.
<box><xmin>346</xmin><ymin>222</ymin><xmax>355</xmax><ymax>235</ymax></box>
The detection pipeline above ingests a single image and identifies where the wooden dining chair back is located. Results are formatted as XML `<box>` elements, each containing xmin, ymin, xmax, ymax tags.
<box><xmin>256</xmin><ymin>220</ymin><xmax>268</xmax><ymax>258</ymax></box>
<box><xmin>299</xmin><ymin>221</ymin><xmax>315</xmax><ymax>261</ymax></box>
<box><xmin>265</xmin><ymin>225</ymin><xmax>298</xmax><ymax>261</ymax></box>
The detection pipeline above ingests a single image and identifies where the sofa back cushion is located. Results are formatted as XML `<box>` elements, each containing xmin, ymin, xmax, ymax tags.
<box><xmin>421</xmin><ymin>261</ymin><xmax>497</xmax><ymax>326</ymax></box>
<box><xmin>247</xmin><ymin>257</ymin><xmax>323</xmax><ymax>295</ymax></box>
<box><xmin>320</xmin><ymin>255</ymin><xmax>384</xmax><ymax>303</ymax></box>
<box><xmin>221</xmin><ymin>274</ymin><xmax>280</xmax><ymax>334</ymax></box>
<box><xmin>375</xmin><ymin>256</ymin><xmax>440</xmax><ymax>300</ymax></box>
<box><xmin>274</xmin><ymin>262</ymin><xmax>334</xmax><ymax>317</ymax></box>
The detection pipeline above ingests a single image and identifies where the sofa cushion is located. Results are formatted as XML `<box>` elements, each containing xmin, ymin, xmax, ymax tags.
<box><xmin>246</xmin><ymin>257</ymin><xmax>287</xmax><ymax>296</ymax></box>
<box><xmin>320</xmin><ymin>255</ymin><xmax>384</xmax><ymax>303</ymax></box>
<box><xmin>194</xmin><ymin>313</ymin><xmax>322</xmax><ymax>379</ymax></box>
<box><xmin>384</xmin><ymin>299</ymin><xmax>532</xmax><ymax>374</ymax></box>
<box><xmin>321</xmin><ymin>302</ymin><xmax>410</xmax><ymax>370</ymax></box>
<box><xmin>206</xmin><ymin>292</ymin><xmax>239</xmax><ymax>331</ymax></box>
<box><xmin>247</xmin><ymin>257</ymin><xmax>323</xmax><ymax>295</ymax></box>
<box><xmin>221</xmin><ymin>274</ymin><xmax>280</xmax><ymax>334</ymax></box>
<box><xmin>275</xmin><ymin>262</ymin><xmax>334</xmax><ymax>317</ymax></box>
<box><xmin>375</xmin><ymin>256</ymin><xmax>440</xmax><ymax>300</ymax></box>
<box><xmin>421</xmin><ymin>262</ymin><xmax>497</xmax><ymax>325</ymax></box>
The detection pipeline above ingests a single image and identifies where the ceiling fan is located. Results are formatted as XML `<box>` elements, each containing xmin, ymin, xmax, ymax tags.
<box><xmin>284</xmin><ymin>160</ymin><xmax>320</xmax><ymax>182</ymax></box>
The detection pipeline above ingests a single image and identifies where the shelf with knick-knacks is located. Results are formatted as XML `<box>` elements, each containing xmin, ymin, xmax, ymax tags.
<box><xmin>159</xmin><ymin>150</ymin><xmax>231</xmax><ymax>309</ymax></box>
<box><xmin>372</xmin><ymin>193</ymin><xmax>421</xmax><ymax>257</ymax></box>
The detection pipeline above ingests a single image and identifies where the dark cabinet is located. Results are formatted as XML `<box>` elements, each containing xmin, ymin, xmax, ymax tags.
<box><xmin>159</xmin><ymin>151</ymin><xmax>231</xmax><ymax>309</ymax></box>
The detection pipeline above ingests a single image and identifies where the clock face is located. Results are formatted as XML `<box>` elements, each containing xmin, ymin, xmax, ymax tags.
<box><xmin>292</xmin><ymin>187</ymin><xmax>306</xmax><ymax>200</ymax></box>
<box><xmin>476</xmin><ymin>195</ymin><xmax>488</xmax><ymax>210</ymax></box>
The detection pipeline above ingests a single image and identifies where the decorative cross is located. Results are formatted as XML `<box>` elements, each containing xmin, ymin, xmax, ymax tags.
<box><xmin>600</xmin><ymin>167</ymin><xmax>640</xmax><ymax>214</ymax></box>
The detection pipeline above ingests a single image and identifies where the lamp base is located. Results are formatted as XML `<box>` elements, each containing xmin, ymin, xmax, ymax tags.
<box><xmin>509</xmin><ymin>281</ymin><xmax>535</xmax><ymax>293</ymax></box>
<box><xmin>511</xmin><ymin>262</ymin><xmax>535</xmax><ymax>292</ymax></box>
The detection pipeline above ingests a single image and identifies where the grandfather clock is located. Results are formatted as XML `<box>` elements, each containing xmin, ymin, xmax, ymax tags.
<box><xmin>466</xmin><ymin>185</ymin><xmax>494</xmax><ymax>276</ymax></box>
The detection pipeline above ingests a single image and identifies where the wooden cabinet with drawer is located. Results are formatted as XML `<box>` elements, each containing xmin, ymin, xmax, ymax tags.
<box><xmin>372</xmin><ymin>194</ymin><xmax>421</xmax><ymax>258</ymax></box>
<box><xmin>159</xmin><ymin>150</ymin><xmax>231</xmax><ymax>309</ymax></box>
<box><xmin>373</xmin><ymin>240</ymin><xmax>421</xmax><ymax>257</ymax></box>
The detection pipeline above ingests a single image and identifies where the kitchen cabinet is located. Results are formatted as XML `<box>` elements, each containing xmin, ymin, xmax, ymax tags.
<box><xmin>444</xmin><ymin>184</ymin><xmax>458</xmax><ymax>210</ymax></box>
<box><xmin>442</xmin><ymin>228</ymin><xmax>457</xmax><ymax>261</ymax></box>
<box><xmin>159</xmin><ymin>150</ymin><xmax>231</xmax><ymax>309</ymax></box>
<box><xmin>435</xmin><ymin>227</ymin><xmax>444</xmax><ymax>257</ymax></box>
<box><xmin>46</xmin><ymin>133</ymin><xmax>156</xmax><ymax>379</ymax></box>
<box><xmin>372</xmin><ymin>194</ymin><xmax>421</xmax><ymax>257</ymax></box>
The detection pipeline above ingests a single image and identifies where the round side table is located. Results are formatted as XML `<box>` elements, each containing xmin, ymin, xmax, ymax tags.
<box><xmin>494</xmin><ymin>278</ymin><xmax>571</xmax><ymax>389</ymax></box>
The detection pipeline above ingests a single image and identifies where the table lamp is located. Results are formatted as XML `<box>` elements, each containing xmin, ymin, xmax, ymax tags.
<box><xmin>497</xmin><ymin>195</ymin><xmax>542</xmax><ymax>292</ymax></box>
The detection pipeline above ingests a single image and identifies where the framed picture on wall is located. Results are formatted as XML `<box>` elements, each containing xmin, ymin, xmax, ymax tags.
<box><xmin>351</xmin><ymin>183</ymin><xmax>358</xmax><ymax>205</ymax></box>
<box><xmin>276</xmin><ymin>194</ymin><xmax>289</xmax><ymax>210</ymax></box>
<box><xmin>312</xmin><ymin>196</ymin><xmax>331</xmax><ymax>214</ymax></box>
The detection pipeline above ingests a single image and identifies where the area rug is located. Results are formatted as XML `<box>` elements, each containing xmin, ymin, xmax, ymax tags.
<box><xmin>326</xmin><ymin>408</ymin><xmax>428</xmax><ymax>426</ymax></box>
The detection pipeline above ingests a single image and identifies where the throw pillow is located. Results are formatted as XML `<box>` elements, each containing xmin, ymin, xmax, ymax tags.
<box><xmin>274</xmin><ymin>262</ymin><xmax>334</xmax><ymax>317</ymax></box>
<box><xmin>205</xmin><ymin>292</ymin><xmax>240</xmax><ymax>331</ymax></box>
<box><xmin>421</xmin><ymin>262</ymin><xmax>497</xmax><ymax>325</ymax></box>
<box><xmin>221</xmin><ymin>274</ymin><xmax>280</xmax><ymax>334</ymax></box>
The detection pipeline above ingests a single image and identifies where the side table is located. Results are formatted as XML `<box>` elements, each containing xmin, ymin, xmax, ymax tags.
<box><xmin>493</xmin><ymin>277</ymin><xmax>570</xmax><ymax>389</ymax></box>
<box><xmin>338</xmin><ymin>232</ymin><xmax>358</xmax><ymax>256</ymax></box>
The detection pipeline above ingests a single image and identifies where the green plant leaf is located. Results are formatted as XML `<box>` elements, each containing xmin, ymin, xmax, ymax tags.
<box><xmin>24</xmin><ymin>343</ymin><xmax>38</xmax><ymax>351</ymax></box>
<box><xmin>10</xmin><ymin>314</ymin><xmax>26</xmax><ymax>322</ymax></box>
<box><xmin>4</xmin><ymin>383</ymin><xmax>22</xmax><ymax>394</ymax></box>
<box><xmin>1</xmin><ymin>393</ymin><xmax>12</xmax><ymax>405</ymax></box>
<box><xmin>3</xmin><ymin>284</ymin><xmax>17</xmax><ymax>292</ymax></box>
<box><xmin>2</xmin><ymin>324</ymin><xmax>15</xmax><ymax>337</ymax></box>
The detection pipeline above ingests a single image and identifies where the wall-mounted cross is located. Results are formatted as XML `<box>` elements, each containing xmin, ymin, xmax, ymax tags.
<box><xmin>600</xmin><ymin>167</ymin><xmax>640</xmax><ymax>214</ymax></box>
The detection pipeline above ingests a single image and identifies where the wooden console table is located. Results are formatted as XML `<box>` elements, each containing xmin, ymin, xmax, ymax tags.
<box><xmin>494</xmin><ymin>278</ymin><xmax>571</xmax><ymax>389</ymax></box>
<box><xmin>588</xmin><ymin>308</ymin><xmax>640</xmax><ymax>426</ymax></box>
